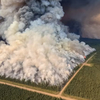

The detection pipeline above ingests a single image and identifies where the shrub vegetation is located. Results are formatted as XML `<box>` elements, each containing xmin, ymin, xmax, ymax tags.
<box><xmin>0</xmin><ymin>84</ymin><xmax>63</xmax><ymax>100</ymax></box>
<box><xmin>64</xmin><ymin>40</ymin><xmax>100</xmax><ymax>100</ymax></box>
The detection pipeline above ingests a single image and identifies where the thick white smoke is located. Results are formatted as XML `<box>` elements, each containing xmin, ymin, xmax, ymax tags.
<box><xmin>0</xmin><ymin>0</ymin><xmax>95</xmax><ymax>85</ymax></box>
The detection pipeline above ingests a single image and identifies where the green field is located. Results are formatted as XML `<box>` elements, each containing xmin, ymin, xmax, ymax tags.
<box><xmin>64</xmin><ymin>40</ymin><xmax>100</xmax><ymax>100</ymax></box>
<box><xmin>0</xmin><ymin>76</ymin><xmax>61</xmax><ymax>92</ymax></box>
<box><xmin>0</xmin><ymin>84</ymin><xmax>63</xmax><ymax>100</ymax></box>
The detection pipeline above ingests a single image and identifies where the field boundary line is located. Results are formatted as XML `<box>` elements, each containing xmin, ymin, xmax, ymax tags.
<box><xmin>0</xmin><ymin>80</ymin><xmax>76</xmax><ymax>100</ymax></box>
<box><xmin>59</xmin><ymin>53</ymin><xmax>96</xmax><ymax>96</ymax></box>
<box><xmin>0</xmin><ymin>53</ymin><xmax>96</xmax><ymax>100</ymax></box>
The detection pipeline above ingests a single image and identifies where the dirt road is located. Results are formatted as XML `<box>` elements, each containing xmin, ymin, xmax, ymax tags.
<box><xmin>59</xmin><ymin>53</ymin><xmax>96</xmax><ymax>96</ymax></box>
<box><xmin>0</xmin><ymin>81</ymin><xmax>76</xmax><ymax>100</ymax></box>
<box><xmin>0</xmin><ymin>53</ymin><xmax>96</xmax><ymax>100</ymax></box>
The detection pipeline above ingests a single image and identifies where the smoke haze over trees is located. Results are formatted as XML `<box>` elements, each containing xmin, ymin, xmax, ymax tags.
<box><xmin>0</xmin><ymin>0</ymin><xmax>95</xmax><ymax>86</ymax></box>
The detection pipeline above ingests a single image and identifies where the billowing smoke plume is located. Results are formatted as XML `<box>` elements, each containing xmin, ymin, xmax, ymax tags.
<box><xmin>0</xmin><ymin>0</ymin><xmax>95</xmax><ymax>85</ymax></box>
<box><xmin>61</xmin><ymin>0</ymin><xmax>100</xmax><ymax>39</ymax></box>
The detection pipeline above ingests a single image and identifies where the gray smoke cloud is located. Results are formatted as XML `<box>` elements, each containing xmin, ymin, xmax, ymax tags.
<box><xmin>0</xmin><ymin>0</ymin><xmax>95</xmax><ymax>85</ymax></box>
<box><xmin>62</xmin><ymin>0</ymin><xmax>100</xmax><ymax>39</ymax></box>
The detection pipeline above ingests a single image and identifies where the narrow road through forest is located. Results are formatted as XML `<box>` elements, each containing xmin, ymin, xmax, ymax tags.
<box><xmin>0</xmin><ymin>53</ymin><xmax>96</xmax><ymax>100</ymax></box>
<box><xmin>0</xmin><ymin>81</ymin><xmax>76</xmax><ymax>100</ymax></box>
<box><xmin>59</xmin><ymin>53</ymin><xmax>96</xmax><ymax>96</ymax></box>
